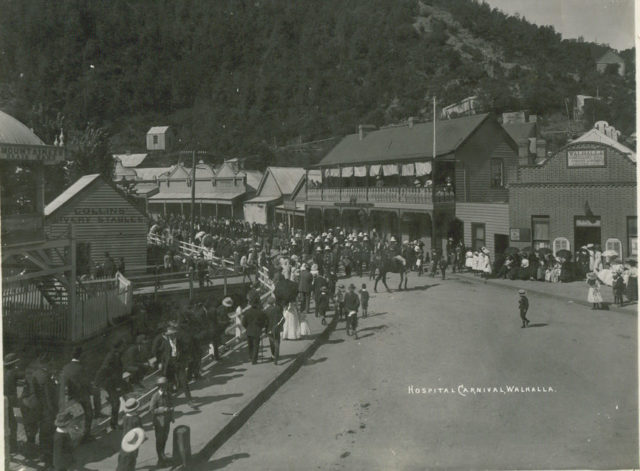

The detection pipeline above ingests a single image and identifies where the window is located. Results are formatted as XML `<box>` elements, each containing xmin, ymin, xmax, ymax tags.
<box><xmin>490</xmin><ymin>158</ymin><xmax>504</xmax><ymax>188</ymax></box>
<box><xmin>552</xmin><ymin>237</ymin><xmax>570</xmax><ymax>256</ymax></box>
<box><xmin>471</xmin><ymin>223</ymin><xmax>486</xmax><ymax>251</ymax></box>
<box><xmin>605</xmin><ymin>238</ymin><xmax>622</xmax><ymax>258</ymax></box>
<box><xmin>532</xmin><ymin>216</ymin><xmax>550</xmax><ymax>249</ymax></box>
<box><xmin>628</xmin><ymin>217</ymin><xmax>637</xmax><ymax>257</ymax></box>
<box><xmin>153</xmin><ymin>135</ymin><xmax>158</xmax><ymax>145</ymax></box>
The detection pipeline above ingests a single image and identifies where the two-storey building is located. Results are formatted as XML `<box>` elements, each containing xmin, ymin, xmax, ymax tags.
<box><xmin>304</xmin><ymin>113</ymin><xmax>519</xmax><ymax>256</ymax></box>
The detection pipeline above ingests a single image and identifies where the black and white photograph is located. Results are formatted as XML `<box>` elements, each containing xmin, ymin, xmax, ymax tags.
<box><xmin>0</xmin><ymin>0</ymin><xmax>637</xmax><ymax>469</ymax></box>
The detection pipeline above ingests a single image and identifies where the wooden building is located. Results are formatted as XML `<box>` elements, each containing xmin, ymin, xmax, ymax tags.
<box><xmin>304</xmin><ymin>113</ymin><xmax>519</xmax><ymax>256</ymax></box>
<box><xmin>147</xmin><ymin>160</ymin><xmax>262</xmax><ymax>220</ymax></box>
<box><xmin>45</xmin><ymin>174</ymin><xmax>148</xmax><ymax>273</ymax></box>
<box><xmin>244</xmin><ymin>166</ymin><xmax>306</xmax><ymax>225</ymax></box>
<box><xmin>509</xmin><ymin>127</ymin><xmax>636</xmax><ymax>259</ymax></box>
<box><xmin>146</xmin><ymin>126</ymin><xmax>172</xmax><ymax>151</ymax></box>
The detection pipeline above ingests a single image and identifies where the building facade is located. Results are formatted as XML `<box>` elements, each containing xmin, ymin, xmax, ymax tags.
<box><xmin>303</xmin><ymin>113</ymin><xmax>519</xmax><ymax>256</ymax></box>
<box><xmin>509</xmin><ymin>128</ymin><xmax>636</xmax><ymax>259</ymax></box>
<box><xmin>244</xmin><ymin>166</ymin><xmax>305</xmax><ymax>225</ymax></box>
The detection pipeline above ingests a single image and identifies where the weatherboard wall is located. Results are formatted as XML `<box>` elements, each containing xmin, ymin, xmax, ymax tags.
<box><xmin>45</xmin><ymin>179</ymin><xmax>148</xmax><ymax>270</ymax></box>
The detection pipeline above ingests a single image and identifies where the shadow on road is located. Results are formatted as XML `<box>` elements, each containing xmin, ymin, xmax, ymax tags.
<box><xmin>195</xmin><ymin>452</ymin><xmax>251</xmax><ymax>470</ymax></box>
<box><xmin>303</xmin><ymin>356</ymin><xmax>327</xmax><ymax>366</ymax></box>
<box><xmin>526</xmin><ymin>323</ymin><xmax>548</xmax><ymax>328</ymax></box>
<box><xmin>359</xmin><ymin>325</ymin><xmax>388</xmax><ymax>333</ymax></box>
<box><xmin>365</xmin><ymin>311</ymin><xmax>389</xmax><ymax>318</ymax></box>
<box><xmin>403</xmin><ymin>283</ymin><xmax>440</xmax><ymax>292</ymax></box>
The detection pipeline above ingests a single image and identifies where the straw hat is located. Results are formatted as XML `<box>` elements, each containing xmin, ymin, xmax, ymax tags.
<box><xmin>518</xmin><ymin>289</ymin><xmax>526</xmax><ymax>295</ymax></box>
<box><xmin>222</xmin><ymin>297</ymin><xmax>233</xmax><ymax>307</ymax></box>
<box><xmin>166</xmin><ymin>326</ymin><xmax>177</xmax><ymax>335</ymax></box>
<box><xmin>54</xmin><ymin>412</ymin><xmax>74</xmax><ymax>428</ymax></box>
<box><xmin>121</xmin><ymin>427</ymin><xmax>146</xmax><ymax>453</ymax></box>
<box><xmin>156</xmin><ymin>376</ymin><xmax>168</xmax><ymax>385</ymax></box>
<box><xmin>390</xmin><ymin>236</ymin><xmax>397</xmax><ymax>242</ymax></box>
<box><xmin>124</xmin><ymin>398</ymin><xmax>140</xmax><ymax>414</ymax></box>
<box><xmin>3</xmin><ymin>353</ymin><xmax>19</xmax><ymax>366</ymax></box>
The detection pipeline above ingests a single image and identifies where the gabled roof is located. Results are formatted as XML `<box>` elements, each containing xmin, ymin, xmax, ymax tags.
<box><xmin>502</xmin><ymin>122</ymin><xmax>536</xmax><ymax>144</ymax></box>
<box><xmin>290</xmin><ymin>169</ymin><xmax>321</xmax><ymax>201</ymax></box>
<box><xmin>245</xmin><ymin>195</ymin><xmax>282</xmax><ymax>204</ymax></box>
<box><xmin>0</xmin><ymin>110</ymin><xmax>46</xmax><ymax>146</ymax></box>
<box><xmin>147</xmin><ymin>126</ymin><xmax>169</xmax><ymax>134</ymax></box>
<box><xmin>316</xmin><ymin>113</ymin><xmax>490</xmax><ymax>166</ymax></box>
<box><xmin>165</xmin><ymin>163</ymin><xmax>190</xmax><ymax>179</ymax></box>
<box><xmin>596</xmin><ymin>50</ymin><xmax>624</xmax><ymax>64</ymax></box>
<box><xmin>216</xmin><ymin>162</ymin><xmax>238</xmax><ymax>178</ymax></box>
<box><xmin>45</xmin><ymin>174</ymin><xmax>101</xmax><ymax>216</ymax></box>
<box><xmin>114</xmin><ymin>153</ymin><xmax>148</xmax><ymax>168</ymax></box>
<box><xmin>135</xmin><ymin>167</ymin><xmax>173</xmax><ymax>180</ymax></box>
<box><xmin>258</xmin><ymin>167</ymin><xmax>306</xmax><ymax>196</ymax></box>
<box><xmin>190</xmin><ymin>163</ymin><xmax>215</xmax><ymax>178</ymax></box>
<box><xmin>244</xmin><ymin>170</ymin><xmax>263</xmax><ymax>191</ymax></box>
<box><xmin>571</xmin><ymin>128</ymin><xmax>636</xmax><ymax>162</ymax></box>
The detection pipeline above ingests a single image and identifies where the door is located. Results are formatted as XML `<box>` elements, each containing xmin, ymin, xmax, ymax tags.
<box><xmin>471</xmin><ymin>223</ymin><xmax>486</xmax><ymax>252</ymax></box>
<box><xmin>574</xmin><ymin>216</ymin><xmax>601</xmax><ymax>249</ymax></box>
<box><xmin>494</xmin><ymin>234</ymin><xmax>509</xmax><ymax>255</ymax></box>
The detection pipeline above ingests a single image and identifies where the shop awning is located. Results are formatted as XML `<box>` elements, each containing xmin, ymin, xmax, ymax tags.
<box><xmin>244</xmin><ymin>195</ymin><xmax>281</xmax><ymax>204</ymax></box>
<box><xmin>341</xmin><ymin>166</ymin><xmax>354</xmax><ymax>177</ymax></box>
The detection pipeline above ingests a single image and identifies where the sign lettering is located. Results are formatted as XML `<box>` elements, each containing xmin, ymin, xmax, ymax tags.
<box><xmin>567</xmin><ymin>149</ymin><xmax>605</xmax><ymax>167</ymax></box>
<box><xmin>0</xmin><ymin>144</ymin><xmax>66</xmax><ymax>164</ymax></box>
<box><xmin>54</xmin><ymin>207</ymin><xmax>145</xmax><ymax>224</ymax></box>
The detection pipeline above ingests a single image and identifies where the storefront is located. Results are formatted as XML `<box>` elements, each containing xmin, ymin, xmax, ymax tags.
<box><xmin>509</xmin><ymin>128</ymin><xmax>636</xmax><ymax>260</ymax></box>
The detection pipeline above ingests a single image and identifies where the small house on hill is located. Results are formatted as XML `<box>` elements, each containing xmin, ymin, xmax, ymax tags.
<box><xmin>146</xmin><ymin>126</ymin><xmax>172</xmax><ymax>151</ymax></box>
<box><xmin>45</xmin><ymin>175</ymin><xmax>148</xmax><ymax>275</ymax></box>
<box><xmin>596</xmin><ymin>50</ymin><xmax>625</xmax><ymax>76</ymax></box>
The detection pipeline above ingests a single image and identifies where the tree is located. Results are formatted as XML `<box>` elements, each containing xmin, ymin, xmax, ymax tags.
<box><xmin>65</xmin><ymin>125</ymin><xmax>113</xmax><ymax>185</ymax></box>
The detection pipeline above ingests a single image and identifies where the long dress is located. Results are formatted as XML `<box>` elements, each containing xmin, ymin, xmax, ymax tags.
<box><xmin>299</xmin><ymin>310</ymin><xmax>312</xmax><ymax>337</ymax></box>
<box><xmin>281</xmin><ymin>303</ymin><xmax>301</xmax><ymax>340</ymax></box>
<box><xmin>587</xmin><ymin>278</ymin><xmax>603</xmax><ymax>303</ymax></box>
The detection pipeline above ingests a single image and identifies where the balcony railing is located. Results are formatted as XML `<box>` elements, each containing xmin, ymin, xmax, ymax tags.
<box><xmin>306</xmin><ymin>185</ymin><xmax>454</xmax><ymax>205</ymax></box>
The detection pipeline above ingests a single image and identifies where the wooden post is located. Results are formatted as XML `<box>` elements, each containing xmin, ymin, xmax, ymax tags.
<box><xmin>189</xmin><ymin>270</ymin><xmax>193</xmax><ymax>301</ymax></box>
<box><xmin>190</xmin><ymin>150</ymin><xmax>196</xmax><ymax>234</ymax></box>
<box><xmin>69</xmin><ymin>224</ymin><xmax>77</xmax><ymax>341</ymax></box>
<box><xmin>223</xmin><ymin>268</ymin><xmax>228</xmax><ymax>296</ymax></box>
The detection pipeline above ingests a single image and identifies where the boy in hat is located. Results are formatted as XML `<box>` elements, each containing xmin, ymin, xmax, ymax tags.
<box><xmin>117</xmin><ymin>427</ymin><xmax>145</xmax><ymax>471</ymax></box>
<box><xmin>317</xmin><ymin>285</ymin><xmax>330</xmax><ymax>325</ymax></box>
<box><xmin>335</xmin><ymin>284</ymin><xmax>346</xmax><ymax>320</ymax></box>
<box><xmin>150</xmin><ymin>377</ymin><xmax>174</xmax><ymax>466</ymax></box>
<box><xmin>613</xmin><ymin>270</ymin><xmax>625</xmax><ymax>306</ymax></box>
<box><xmin>344</xmin><ymin>284</ymin><xmax>360</xmax><ymax>338</ymax></box>
<box><xmin>360</xmin><ymin>283</ymin><xmax>370</xmax><ymax>318</ymax></box>
<box><xmin>121</xmin><ymin>398</ymin><xmax>142</xmax><ymax>438</ymax></box>
<box><xmin>53</xmin><ymin>412</ymin><xmax>75</xmax><ymax>471</ymax></box>
<box><xmin>518</xmin><ymin>289</ymin><xmax>530</xmax><ymax>328</ymax></box>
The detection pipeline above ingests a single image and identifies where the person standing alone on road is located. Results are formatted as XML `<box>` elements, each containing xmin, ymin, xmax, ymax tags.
<box><xmin>344</xmin><ymin>284</ymin><xmax>360</xmax><ymax>339</ymax></box>
<box><xmin>360</xmin><ymin>283</ymin><xmax>369</xmax><ymax>318</ymax></box>
<box><xmin>518</xmin><ymin>289</ymin><xmax>530</xmax><ymax>328</ymax></box>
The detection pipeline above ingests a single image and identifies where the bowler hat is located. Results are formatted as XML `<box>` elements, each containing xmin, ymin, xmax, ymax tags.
<box><xmin>121</xmin><ymin>428</ymin><xmax>146</xmax><ymax>453</ymax></box>
<box><xmin>518</xmin><ymin>289</ymin><xmax>526</xmax><ymax>295</ymax></box>
<box><xmin>348</xmin><ymin>283</ymin><xmax>356</xmax><ymax>290</ymax></box>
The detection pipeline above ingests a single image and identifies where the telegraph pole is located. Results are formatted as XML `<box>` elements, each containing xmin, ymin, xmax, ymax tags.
<box><xmin>191</xmin><ymin>149</ymin><xmax>196</xmax><ymax>235</ymax></box>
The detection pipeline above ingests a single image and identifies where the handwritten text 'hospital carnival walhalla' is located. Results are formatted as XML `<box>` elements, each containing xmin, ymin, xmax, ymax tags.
<box><xmin>408</xmin><ymin>385</ymin><xmax>555</xmax><ymax>397</ymax></box>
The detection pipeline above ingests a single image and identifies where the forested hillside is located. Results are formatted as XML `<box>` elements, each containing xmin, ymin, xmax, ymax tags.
<box><xmin>0</xmin><ymin>0</ymin><xmax>634</xmax><ymax>171</ymax></box>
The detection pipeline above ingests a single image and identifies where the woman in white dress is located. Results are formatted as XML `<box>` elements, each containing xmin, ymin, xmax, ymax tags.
<box><xmin>586</xmin><ymin>272</ymin><xmax>603</xmax><ymax>309</ymax></box>
<box><xmin>299</xmin><ymin>308</ymin><xmax>312</xmax><ymax>337</ymax></box>
<box><xmin>465</xmin><ymin>251</ymin><xmax>473</xmax><ymax>272</ymax></box>
<box><xmin>281</xmin><ymin>302</ymin><xmax>301</xmax><ymax>340</ymax></box>
<box><xmin>482</xmin><ymin>249</ymin><xmax>492</xmax><ymax>278</ymax></box>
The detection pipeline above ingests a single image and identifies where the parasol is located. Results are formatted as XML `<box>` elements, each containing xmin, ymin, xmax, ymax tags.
<box><xmin>602</xmin><ymin>249</ymin><xmax>618</xmax><ymax>258</ymax></box>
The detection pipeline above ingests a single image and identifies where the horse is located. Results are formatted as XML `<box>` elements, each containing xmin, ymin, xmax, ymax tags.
<box><xmin>373</xmin><ymin>252</ymin><xmax>408</xmax><ymax>292</ymax></box>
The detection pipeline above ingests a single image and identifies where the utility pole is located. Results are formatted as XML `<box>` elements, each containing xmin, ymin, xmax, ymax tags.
<box><xmin>190</xmin><ymin>149</ymin><xmax>196</xmax><ymax>236</ymax></box>
<box><xmin>433</xmin><ymin>96</ymin><xmax>437</xmax><ymax>159</ymax></box>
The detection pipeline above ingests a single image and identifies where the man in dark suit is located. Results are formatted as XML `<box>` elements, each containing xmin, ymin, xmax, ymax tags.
<box><xmin>30</xmin><ymin>352</ymin><xmax>58</xmax><ymax>467</ymax></box>
<box><xmin>298</xmin><ymin>264</ymin><xmax>313</xmax><ymax>313</ymax></box>
<box><xmin>94</xmin><ymin>340</ymin><xmax>127</xmax><ymax>431</ymax></box>
<box><xmin>242</xmin><ymin>294</ymin><xmax>267</xmax><ymax>364</ymax></box>
<box><xmin>264</xmin><ymin>296</ymin><xmax>284</xmax><ymax>365</ymax></box>
<box><xmin>4</xmin><ymin>353</ymin><xmax>21</xmax><ymax>454</ymax></box>
<box><xmin>312</xmin><ymin>272</ymin><xmax>328</xmax><ymax>318</ymax></box>
<box><xmin>121</xmin><ymin>335</ymin><xmax>150</xmax><ymax>388</ymax></box>
<box><xmin>154</xmin><ymin>326</ymin><xmax>196</xmax><ymax>407</ymax></box>
<box><xmin>59</xmin><ymin>347</ymin><xmax>94</xmax><ymax>443</ymax></box>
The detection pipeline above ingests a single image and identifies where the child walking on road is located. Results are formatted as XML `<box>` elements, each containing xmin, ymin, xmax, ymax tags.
<box><xmin>360</xmin><ymin>284</ymin><xmax>369</xmax><ymax>318</ymax></box>
<box><xmin>518</xmin><ymin>289</ymin><xmax>530</xmax><ymax>328</ymax></box>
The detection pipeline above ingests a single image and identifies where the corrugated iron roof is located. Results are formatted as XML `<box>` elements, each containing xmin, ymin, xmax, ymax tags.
<box><xmin>316</xmin><ymin>113</ymin><xmax>490</xmax><ymax>166</ymax></box>
<box><xmin>134</xmin><ymin>167</ymin><xmax>173</xmax><ymax>180</ymax></box>
<box><xmin>0</xmin><ymin>110</ymin><xmax>46</xmax><ymax>146</ymax></box>
<box><xmin>244</xmin><ymin>170</ymin><xmax>263</xmax><ymax>191</ymax></box>
<box><xmin>149</xmin><ymin>191</ymin><xmax>244</xmax><ymax>201</ymax></box>
<box><xmin>266</xmin><ymin>167</ymin><xmax>306</xmax><ymax>195</ymax></box>
<box><xmin>147</xmin><ymin>126</ymin><xmax>169</xmax><ymax>134</ymax></box>
<box><xmin>45</xmin><ymin>174</ymin><xmax>101</xmax><ymax>216</ymax></box>
<box><xmin>114</xmin><ymin>153</ymin><xmax>148</xmax><ymax>168</ymax></box>
<box><xmin>245</xmin><ymin>195</ymin><xmax>281</xmax><ymax>204</ymax></box>
<box><xmin>502</xmin><ymin>122</ymin><xmax>536</xmax><ymax>144</ymax></box>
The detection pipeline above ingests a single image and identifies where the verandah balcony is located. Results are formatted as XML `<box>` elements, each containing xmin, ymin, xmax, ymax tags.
<box><xmin>306</xmin><ymin>185</ymin><xmax>454</xmax><ymax>205</ymax></box>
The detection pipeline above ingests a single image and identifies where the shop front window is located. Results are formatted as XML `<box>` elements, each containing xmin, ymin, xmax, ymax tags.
<box><xmin>552</xmin><ymin>237</ymin><xmax>570</xmax><ymax>256</ymax></box>
<box><xmin>628</xmin><ymin>217</ymin><xmax>637</xmax><ymax>257</ymax></box>
<box><xmin>490</xmin><ymin>158</ymin><xmax>504</xmax><ymax>188</ymax></box>
<box><xmin>532</xmin><ymin>216</ymin><xmax>550</xmax><ymax>249</ymax></box>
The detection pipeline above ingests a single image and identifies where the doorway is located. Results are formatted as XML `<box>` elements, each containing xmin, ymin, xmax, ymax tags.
<box><xmin>574</xmin><ymin>216</ymin><xmax>601</xmax><ymax>249</ymax></box>
<box><xmin>494</xmin><ymin>234</ymin><xmax>509</xmax><ymax>255</ymax></box>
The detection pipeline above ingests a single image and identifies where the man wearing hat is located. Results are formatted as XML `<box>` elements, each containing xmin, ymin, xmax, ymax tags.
<box><xmin>53</xmin><ymin>412</ymin><xmax>75</xmax><ymax>471</ymax></box>
<box><xmin>121</xmin><ymin>335</ymin><xmax>150</xmax><ymax>389</ymax></box>
<box><xmin>264</xmin><ymin>295</ymin><xmax>284</xmax><ymax>365</ymax></box>
<box><xmin>212</xmin><ymin>297</ymin><xmax>234</xmax><ymax>359</ymax></box>
<box><xmin>155</xmin><ymin>325</ymin><xmax>196</xmax><ymax>407</ymax></box>
<box><xmin>150</xmin><ymin>377</ymin><xmax>174</xmax><ymax>466</ymax></box>
<box><xmin>298</xmin><ymin>263</ymin><xmax>313</xmax><ymax>314</ymax></box>
<box><xmin>242</xmin><ymin>293</ymin><xmax>268</xmax><ymax>364</ymax></box>
<box><xmin>95</xmin><ymin>340</ymin><xmax>127</xmax><ymax>431</ymax></box>
<box><xmin>117</xmin><ymin>427</ymin><xmax>145</xmax><ymax>471</ymax></box>
<box><xmin>344</xmin><ymin>284</ymin><xmax>360</xmax><ymax>338</ymax></box>
<box><xmin>121</xmin><ymin>397</ymin><xmax>142</xmax><ymax>440</ymax></box>
<box><xmin>4</xmin><ymin>353</ymin><xmax>21</xmax><ymax>454</ymax></box>
<box><xmin>59</xmin><ymin>347</ymin><xmax>94</xmax><ymax>443</ymax></box>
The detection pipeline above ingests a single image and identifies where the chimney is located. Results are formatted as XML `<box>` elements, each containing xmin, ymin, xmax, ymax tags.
<box><xmin>408</xmin><ymin>117</ymin><xmax>414</xmax><ymax>128</ymax></box>
<box><xmin>357</xmin><ymin>124</ymin><xmax>377</xmax><ymax>140</ymax></box>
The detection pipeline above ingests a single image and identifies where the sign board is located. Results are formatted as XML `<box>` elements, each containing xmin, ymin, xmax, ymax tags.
<box><xmin>54</xmin><ymin>207</ymin><xmax>145</xmax><ymax>225</ymax></box>
<box><xmin>0</xmin><ymin>144</ymin><xmax>66</xmax><ymax>164</ymax></box>
<box><xmin>510</xmin><ymin>228</ymin><xmax>531</xmax><ymax>242</ymax></box>
<box><xmin>283</xmin><ymin>200</ymin><xmax>297</xmax><ymax>210</ymax></box>
<box><xmin>567</xmin><ymin>149</ymin><xmax>605</xmax><ymax>167</ymax></box>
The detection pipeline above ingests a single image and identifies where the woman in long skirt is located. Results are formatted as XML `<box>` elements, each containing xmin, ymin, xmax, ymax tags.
<box><xmin>299</xmin><ymin>309</ymin><xmax>312</xmax><ymax>338</ymax></box>
<box><xmin>281</xmin><ymin>302</ymin><xmax>301</xmax><ymax>340</ymax></box>
<box><xmin>586</xmin><ymin>272</ymin><xmax>603</xmax><ymax>309</ymax></box>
